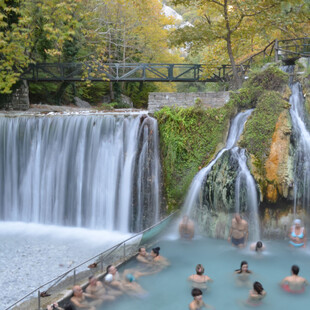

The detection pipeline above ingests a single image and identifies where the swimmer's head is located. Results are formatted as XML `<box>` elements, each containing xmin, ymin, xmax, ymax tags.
<box><xmin>196</xmin><ymin>264</ymin><xmax>205</xmax><ymax>275</ymax></box>
<box><xmin>107</xmin><ymin>265</ymin><xmax>117</xmax><ymax>275</ymax></box>
<box><xmin>241</xmin><ymin>261</ymin><xmax>248</xmax><ymax>272</ymax></box>
<box><xmin>88</xmin><ymin>276</ymin><xmax>96</xmax><ymax>285</ymax></box>
<box><xmin>105</xmin><ymin>273</ymin><xmax>113</xmax><ymax>283</ymax></box>
<box><xmin>293</xmin><ymin>219</ymin><xmax>301</xmax><ymax>226</ymax></box>
<box><xmin>191</xmin><ymin>288</ymin><xmax>203</xmax><ymax>298</ymax></box>
<box><xmin>138</xmin><ymin>247</ymin><xmax>147</xmax><ymax>256</ymax></box>
<box><xmin>151</xmin><ymin>247</ymin><xmax>160</xmax><ymax>257</ymax></box>
<box><xmin>253</xmin><ymin>281</ymin><xmax>264</xmax><ymax>295</ymax></box>
<box><xmin>255</xmin><ymin>241</ymin><xmax>263</xmax><ymax>251</ymax></box>
<box><xmin>126</xmin><ymin>273</ymin><xmax>135</xmax><ymax>282</ymax></box>
<box><xmin>291</xmin><ymin>265</ymin><xmax>300</xmax><ymax>275</ymax></box>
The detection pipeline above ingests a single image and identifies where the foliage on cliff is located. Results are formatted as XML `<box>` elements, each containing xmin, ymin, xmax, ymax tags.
<box><xmin>238</xmin><ymin>66</ymin><xmax>290</xmax><ymax>173</ymax></box>
<box><xmin>155</xmin><ymin>102</ymin><xmax>236</xmax><ymax>211</ymax></box>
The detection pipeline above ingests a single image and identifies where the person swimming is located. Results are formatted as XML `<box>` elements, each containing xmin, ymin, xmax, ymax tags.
<box><xmin>280</xmin><ymin>265</ymin><xmax>308</xmax><ymax>293</ymax></box>
<box><xmin>250</xmin><ymin>241</ymin><xmax>265</xmax><ymax>252</ymax></box>
<box><xmin>234</xmin><ymin>261</ymin><xmax>252</xmax><ymax>287</ymax></box>
<box><xmin>289</xmin><ymin>219</ymin><xmax>306</xmax><ymax>248</ymax></box>
<box><xmin>179</xmin><ymin>215</ymin><xmax>195</xmax><ymax>240</ymax></box>
<box><xmin>246</xmin><ymin>281</ymin><xmax>266</xmax><ymax>306</ymax></box>
<box><xmin>188</xmin><ymin>264</ymin><xmax>213</xmax><ymax>290</ymax></box>
<box><xmin>150</xmin><ymin>246</ymin><xmax>170</xmax><ymax>267</ymax></box>
<box><xmin>189</xmin><ymin>288</ymin><xmax>213</xmax><ymax>310</ymax></box>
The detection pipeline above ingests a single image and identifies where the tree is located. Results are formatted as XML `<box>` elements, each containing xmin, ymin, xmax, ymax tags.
<box><xmin>0</xmin><ymin>0</ymin><xmax>30</xmax><ymax>93</ymax></box>
<box><xmin>169</xmin><ymin>0</ymin><xmax>309</xmax><ymax>88</ymax></box>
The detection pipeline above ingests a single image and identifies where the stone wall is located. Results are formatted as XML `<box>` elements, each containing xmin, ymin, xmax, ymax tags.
<box><xmin>148</xmin><ymin>91</ymin><xmax>230</xmax><ymax>113</ymax></box>
<box><xmin>0</xmin><ymin>81</ymin><xmax>29</xmax><ymax>110</ymax></box>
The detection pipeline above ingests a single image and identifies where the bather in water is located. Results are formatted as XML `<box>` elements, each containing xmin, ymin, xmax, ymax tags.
<box><xmin>188</xmin><ymin>264</ymin><xmax>213</xmax><ymax>290</ymax></box>
<box><xmin>250</xmin><ymin>241</ymin><xmax>265</xmax><ymax>252</ymax></box>
<box><xmin>150</xmin><ymin>246</ymin><xmax>170</xmax><ymax>268</ymax></box>
<box><xmin>189</xmin><ymin>288</ymin><xmax>213</xmax><ymax>310</ymax></box>
<box><xmin>234</xmin><ymin>261</ymin><xmax>252</xmax><ymax>287</ymax></box>
<box><xmin>288</xmin><ymin>219</ymin><xmax>307</xmax><ymax>248</ymax></box>
<box><xmin>245</xmin><ymin>281</ymin><xmax>266</xmax><ymax>307</ymax></box>
<box><xmin>280</xmin><ymin>265</ymin><xmax>308</xmax><ymax>293</ymax></box>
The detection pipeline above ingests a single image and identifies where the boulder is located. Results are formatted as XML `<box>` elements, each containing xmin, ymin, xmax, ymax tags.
<box><xmin>74</xmin><ymin>97</ymin><xmax>91</xmax><ymax>108</ymax></box>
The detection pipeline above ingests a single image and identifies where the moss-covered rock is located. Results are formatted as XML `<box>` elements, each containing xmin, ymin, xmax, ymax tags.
<box><xmin>155</xmin><ymin>103</ymin><xmax>236</xmax><ymax>211</ymax></box>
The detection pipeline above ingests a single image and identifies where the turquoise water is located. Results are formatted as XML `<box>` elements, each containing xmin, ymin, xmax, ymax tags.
<box><xmin>100</xmin><ymin>235</ymin><xmax>310</xmax><ymax>310</ymax></box>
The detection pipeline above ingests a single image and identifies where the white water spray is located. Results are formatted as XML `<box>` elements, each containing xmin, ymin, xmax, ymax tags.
<box><xmin>232</xmin><ymin>147</ymin><xmax>260</xmax><ymax>241</ymax></box>
<box><xmin>184</xmin><ymin>110</ymin><xmax>253</xmax><ymax>215</ymax></box>
<box><xmin>0</xmin><ymin>113</ymin><xmax>161</xmax><ymax>232</ymax></box>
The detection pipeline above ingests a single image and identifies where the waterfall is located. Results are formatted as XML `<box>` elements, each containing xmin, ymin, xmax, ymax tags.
<box><xmin>289</xmin><ymin>82</ymin><xmax>310</xmax><ymax>213</ymax></box>
<box><xmin>0</xmin><ymin>113</ymin><xmax>161</xmax><ymax>232</ymax></box>
<box><xmin>231</xmin><ymin>147</ymin><xmax>260</xmax><ymax>241</ymax></box>
<box><xmin>184</xmin><ymin>109</ymin><xmax>253</xmax><ymax>215</ymax></box>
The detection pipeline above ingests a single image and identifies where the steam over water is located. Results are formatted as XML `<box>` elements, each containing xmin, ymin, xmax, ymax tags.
<box><xmin>0</xmin><ymin>113</ymin><xmax>161</xmax><ymax>232</ymax></box>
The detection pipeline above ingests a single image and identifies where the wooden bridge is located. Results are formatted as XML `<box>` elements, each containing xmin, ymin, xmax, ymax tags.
<box><xmin>19</xmin><ymin>38</ymin><xmax>309</xmax><ymax>83</ymax></box>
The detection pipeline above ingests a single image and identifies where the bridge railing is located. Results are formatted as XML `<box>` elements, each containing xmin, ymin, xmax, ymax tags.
<box><xmin>20</xmin><ymin>63</ymin><xmax>225</xmax><ymax>83</ymax></box>
<box><xmin>5</xmin><ymin>212</ymin><xmax>177</xmax><ymax>310</ymax></box>
<box><xmin>276</xmin><ymin>37</ymin><xmax>310</xmax><ymax>60</ymax></box>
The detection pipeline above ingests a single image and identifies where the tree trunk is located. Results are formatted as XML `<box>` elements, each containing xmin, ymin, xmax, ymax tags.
<box><xmin>224</xmin><ymin>0</ymin><xmax>241</xmax><ymax>89</ymax></box>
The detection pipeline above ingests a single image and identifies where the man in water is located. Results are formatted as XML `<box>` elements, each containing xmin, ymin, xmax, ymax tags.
<box><xmin>136</xmin><ymin>247</ymin><xmax>152</xmax><ymax>264</ymax></box>
<box><xmin>70</xmin><ymin>285</ymin><xmax>102</xmax><ymax>310</ymax></box>
<box><xmin>280</xmin><ymin>265</ymin><xmax>308</xmax><ymax>293</ymax></box>
<box><xmin>179</xmin><ymin>215</ymin><xmax>195</xmax><ymax>240</ymax></box>
<box><xmin>228</xmin><ymin>213</ymin><xmax>248</xmax><ymax>248</ymax></box>
<box><xmin>105</xmin><ymin>265</ymin><xmax>126</xmax><ymax>292</ymax></box>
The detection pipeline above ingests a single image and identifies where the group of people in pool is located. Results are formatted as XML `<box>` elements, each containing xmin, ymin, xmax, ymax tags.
<box><xmin>228</xmin><ymin>214</ymin><xmax>307</xmax><ymax>249</ymax></box>
<box><xmin>45</xmin><ymin>246</ymin><xmax>170</xmax><ymax>310</ymax></box>
<box><xmin>180</xmin><ymin>213</ymin><xmax>307</xmax><ymax>249</ymax></box>
<box><xmin>180</xmin><ymin>213</ymin><xmax>308</xmax><ymax>309</ymax></box>
<box><xmin>47</xmin><ymin>215</ymin><xmax>307</xmax><ymax>309</ymax></box>
<box><xmin>188</xmin><ymin>260</ymin><xmax>309</xmax><ymax>309</ymax></box>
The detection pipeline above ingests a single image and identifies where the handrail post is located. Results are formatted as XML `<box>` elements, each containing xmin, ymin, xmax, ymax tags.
<box><xmin>123</xmin><ymin>242</ymin><xmax>126</xmax><ymax>260</ymax></box>
<box><xmin>100</xmin><ymin>258</ymin><xmax>103</xmax><ymax>273</ymax></box>
<box><xmin>73</xmin><ymin>269</ymin><xmax>76</xmax><ymax>285</ymax></box>
<box><xmin>38</xmin><ymin>290</ymin><xmax>41</xmax><ymax>310</ymax></box>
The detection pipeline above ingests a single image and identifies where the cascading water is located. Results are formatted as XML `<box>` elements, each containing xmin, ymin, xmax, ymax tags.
<box><xmin>289</xmin><ymin>82</ymin><xmax>310</xmax><ymax>213</ymax></box>
<box><xmin>231</xmin><ymin>147</ymin><xmax>260</xmax><ymax>241</ymax></box>
<box><xmin>184</xmin><ymin>109</ymin><xmax>253</xmax><ymax>215</ymax></box>
<box><xmin>0</xmin><ymin>112</ymin><xmax>161</xmax><ymax>232</ymax></box>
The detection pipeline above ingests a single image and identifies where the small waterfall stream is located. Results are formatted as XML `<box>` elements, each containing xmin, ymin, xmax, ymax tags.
<box><xmin>289</xmin><ymin>82</ymin><xmax>310</xmax><ymax>213</ymax></box>
<box><xmin>232</xmin><ymin>147</ymin><xmax>260</xmax><ymax>241</ymax></box>
<box><xmin>184</xmin><ymin>110</ymin><xmax>253</xmax><ymax>215</ymax></box>
<box><xmin>0</xmin><ymin>113</ymin><xmax>161</xmax><ymax>232</ymax></box>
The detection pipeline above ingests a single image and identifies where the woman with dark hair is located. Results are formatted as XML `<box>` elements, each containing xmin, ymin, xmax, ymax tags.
<box><xmin>246</xmin><ymin>281</ymin><xmax>266</xmax><ymax>306</ymax></box>
<box><xmin>250</xmin><ymin>241</ymin><xmax>265</xmax><ymax>252</ymax></box>
<box><xmin>150</xmin><ymin>246</ymin><xmax>170</xmax><ymax>267</ymax></box>
<box><xmin>189</xmin><ymin>288</ymin><xmax>213</xmax><ymax>310</ymax></box>
<box><xmin>188</xmin><ymin>264</ymin><xmax>213</xmax><ymax>289</ymax></box>
<box><xmin>234</xmin><ymin>261</ymin><xmax>252</xmax><ymax>287</ymax></box>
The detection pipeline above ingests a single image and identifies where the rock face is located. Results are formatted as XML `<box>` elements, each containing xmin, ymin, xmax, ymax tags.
<box><xmin>193</xmin><ymin>150</ymin><xmax>260</xmax><ymax>239</ymax></box>
<box><xmin>264</xmin><ymin>110</ymin><xmax>294</xmax><ymax>202</ymax></box>
<box><xmin>195</xmin><ymin>151</ymin><xmax>237</xmax><ymax>238</ymax></box>
<box><xmin>74</xmin><ymin>97</ymin><xmax>91</xmax><ymax>108</ymax></box>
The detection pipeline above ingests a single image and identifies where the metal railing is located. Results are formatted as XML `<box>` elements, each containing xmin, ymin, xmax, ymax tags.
<box><xmin>5</xmin><ymin>211</ymin><xmax>178</xmax><ymax>310</ymax></box>
<box><xmin>20</xmin><ymin>63</ymin><xmax>223</xmax><ymax>83</ymax></box>
<box><xmin>276</xmin><ymin>37</ymin><xmax>310</xmax><ymax>60</ymax></box>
